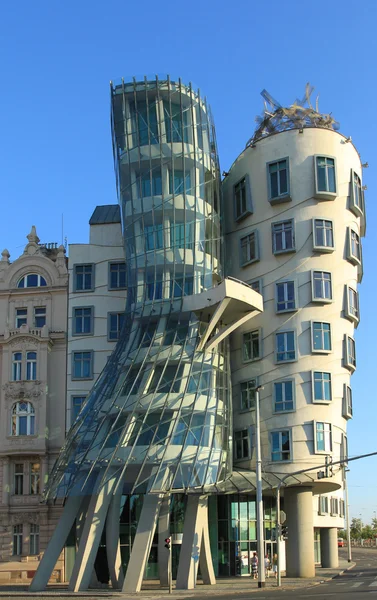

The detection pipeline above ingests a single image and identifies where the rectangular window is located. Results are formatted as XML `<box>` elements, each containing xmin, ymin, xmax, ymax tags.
<box><xmin>108</xmin><ymin>312</ymin><xmax>125</xmax><ymax>341</ymax></box>
<box><xmin>313</xmin><ymin>219</ymin><xmax>334</xmax><ymax>251</ymax></box>
<box><xmin>345</xmin><ymin>336</ymin><xmax>356</xmax><ymax>370</ymax></box>
<box><xmin>319</xmin><ymin>496</ymin><xmax>328</xmax><ymax>514</ymax></box>
<box><xmin>26</xmin><ymin>352</ymin><xmax>37</xmax><ymax>381</ymax></box>
<box><xmin>72</xmin><ymin>396</ymin><xmax>86</xmax><ymax>423</ymax></box>
<box><xmin>312</xmin><ymin>322</ymin><xmax>332</xmax><ymax>353</ymax></box>
<box><xmin>272</xmin><ymin>220</ymin><xmax>295</xmax><ymax>253</ymax></box>
<box><xmin>74</xmin><ymin>264</ymin><xmax>94</xmax><ymax>292</ymax></box>
<box><xmin>315</xmin><ymin>422</ymin><xmax>332</xmax><ymax>452</ymax></box>
<box><xmin>34</xmin><ymin>307</ymin><xmax>46</xmax><ymax>328</ymax></box>
<box><xmin>350</xmin><ymin>170</ymin><xmax>363</xmax><ymax>216</ymax></box>
<box><xmin>243</xmin><ymin>329</ymin><xmax>261</xmax><ymax>362</ymax></box>
<box><xmin>347</xmin><ymin>229</ymin><xmax>361</xmax><ymax>265</ymax></box>
<box><xmin>169</xmin><ymin>276</ymin><xmax>194</xmax><ymax>298</ymax></box>
<box><xmin>274</xmin><ymin>380</ymin><xmax>294</xmax><ymax>412</ymax></box>
<box><xmin>271</xmin><ymin>430</ymin><xmax>291</xmax><ymax>462</ymax></box>
<box><xmin>276</xmin><ymin>281</ymin><xmax>296</xmax><ymax>312</ymax></box>
<box><xmin>134</xmin><ymin>101</ymin><xmax>159</xmax><ymax>146</ymax></box>
<box><xmin>13</xmin><ymin>524</ymin><xmax>23</xmax><ymax>555</ymax></box>
<box><xmin>240</xmin><ymin>379</ymin><xmax>257</xmax><ymax>410</ymax></box>
<box><xmin>249</xmin><ymin>278</ymin><xmax>262</xmax><ymax>294</ymax></box>
<box><xmin>343</xmin><ymin>385</ymin><xmax>353</xmax><ymax>419</ymax></box>
<box><xmin>139</xmin><ymin>168</ymin><xmax>162</xmax><ymax>197</ymax></box>
<box><xmin>312</xmin><ymin>271</ymin><xmax>332</xmax><ymax>302</ymax></box>
<box><xmin>313</xmin><ymin>372</ymin><xmax>332</xmax><ymax>402</ymax></box>
<box><xmin>276</xmin><ymin>331</ymin><xmax>296</xmax><ymax>362</ymax></box>
<box><xmin>345</xmin><ymin>286</ymin><xmax>359</xmax><ymax>323</ymax></box>
<box><xmin>268</xmin><ymin>159</ymin><xmax>289</xmax><ymax>200</ymax></box>
<box><xmin>169</xmin><ymin>170</ymin><xmax>191</xmax><ymax>195</ymax></box>
<box><xmin>30</xmin><ymin>524</ymin><xmax>39</xmax><ymax>555</ymax></box>
<box><xmin>330</xmin><ymin>498</ymin><xmax>339</xmax><ymax>516</ymax></box>
<box><xmin>144</xmin><ymin>223</ymin><xmax>164</xmax><ymax>251</ymax></box>
<box><xmin>109</xmin><ymin>262</ymin><xmax>126</xmax><ymax>290</ymax></box>
<box><xmin>234</xmin><ymin>176</ymin><xmax>252</xmax><ymax>220</ymax></box>
<box><xmin>30</xmin><ymin>463</ymin><xmax>40</xmax><ymax>495</ymax></box>
<box><xmin>171</xmin><ymin>413</ymin><xmax>205</xmax><ymax>446</ymax></box>
<box><xmin>170</xmin><ymin>222</ymin><xmax>194</xmax><ymax>250</ymax></box>
<box><xmin>73</xmin><ymin>307</ymin><xmax>93</xmax><ymax>336</ymax></box>
<box><xmin>315</xmin><ymin>156</ymin><xmax>336</xmax><ymax>194</ymax></box>
<box><xmin>139</xmin><ymin>321</ymin><xmax>158</xmax><ymax>347</ymax></box>
<box><xmin>146</xmin><ymin>271</ymin><xmax>163</xmax><ymax>300</ymax></box>
<box><xmin>240</xmin><ymin>231</ymin><xmax>259</xmax><ymax>266</ymax></box>
<box><xmin>72</xmin><ymin>351</ymin><xmax>93</xmax><ymax>379</ymax></box>
<box><xmin>14</xmin><ymin>463</ymin><xmax>24</xmax><ymax>495</ymax></box>
<box><xmin>164</xmin><ymin>102</ymin><xmax>189</xmax><ymax>144</ymax></box>
<box><xmin>339</xmin><ymin>499</ymin><xmax>345</xmax><ymax>518</ymax></box>
<box><xmin>12</xmin><ymin>352</ymin><xmax>22</xmax><ymax>381</ymax></box>
<box><xmin>16</xmin><ymin>308</ymin><xmax>27</xmax><ymax>328</ymax></box>
<box><xmin>235</xmin><ymin>429</ymin><xmax>250</xmax><ymax>460</ymax></box>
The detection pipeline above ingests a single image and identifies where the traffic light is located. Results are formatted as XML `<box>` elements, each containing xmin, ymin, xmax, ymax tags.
<box><xmin>281</xmin><ymin>526</ymin><xmax>288</xmax><ymax>540</ymax></box>
<box><xmin>165</xmin><ymin>537</ymin><xmax>171</xmax><ymax>550</ymax></box>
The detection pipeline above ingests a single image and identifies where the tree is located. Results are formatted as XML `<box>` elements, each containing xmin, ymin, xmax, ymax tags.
<box><xmin>350</xmin><ymin>517</ymin><xmax>363</xmax><ymax>540</ymax></box>
<box><xmin>362</xmin><ymin>525</ymin><xmax>374</xmax><ymax>540</ymax></box>
<box><xmin>372</xmin><ymin>517</ymin><xmax>377</xmax><ymax>532</ymax></box>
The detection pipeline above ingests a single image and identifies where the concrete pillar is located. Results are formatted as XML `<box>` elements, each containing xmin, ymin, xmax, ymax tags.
<box><xmin>158</xmin><ymin>494</ymin><xmax>170</xmax><ymax>586</ymax></box>
<box><xmin>284</xmin><ymin>487</ymin><xmax>315</xmax><ymax>578</ymax></box>
<box><xmin>68</xmin><ymin>474</ymin><xmax>117</xmax><ymax>591</ymax></box>
<box><xmin>122</xmin><ymin>494</ymin><xmax>163</xmax><ymax>593</ymax></box>
<box><xmin>29</xmin><ymin>494</ymin><xmax>83</xmax><ymax>591</ymax></box>
<box><xmin>106</xmin><ymin>486</ymin><xmax>124</xmax><ymax>589</ymax></box>
<box><xmin>176</xmin><ymin>495</ymin><xmax>215</xmax><ymax>590</ymax></box>
<box><xmin>320</xmin><ymin>527</ymin><xmax>338</xmax><ymax>568</ymax></box>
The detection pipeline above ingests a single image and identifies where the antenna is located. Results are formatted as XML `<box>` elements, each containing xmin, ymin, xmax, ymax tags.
<box><xmin>61</xmin><ymin>214</ymin><xmax>64</xmax><ymax>246</ymax></box>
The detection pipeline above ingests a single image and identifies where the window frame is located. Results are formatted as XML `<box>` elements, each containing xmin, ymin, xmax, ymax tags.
<box><xmin>343</xmin><ymin>384</ymin><xmax>353</xmax><ymax>419</ymax></box>
<box><xmin>33</xmin><ymin>306</ymin><xmax>46</xmax><ymax>328</ymax></box>
<box><xmin>107</xmin><ymin>311</ymin><xmax>126</xmax><ymax>341</ymax></box>
<box><xmin>11</xmin><ymin>401</ymin><xmax>35</xmax><ymax>436</ymax></box>
<box><xmin>72</xmin><ymin>306</ymin><xmax>94</xmax><ymax>337</ymax></box>
<box><xmin>275</xmin><ymin>279</ymin><xmax>297</xmax><ymax>313</ymax></box>
<box><xmin>233</xmin><ymin>174</ymin><xmax>253</xmax><ymax>222</ymax></box>
<box><xmin>344</xmin><ymin>335</ymin><xmax>356</xmax><ymax>372</ymax></box>
<box><xmin>311</xmin><ymin>270</ymin><xmax>333</xmax><ymax>304</ymax></box>
<box><xmin>239</xmin><ymin>377</ymin><xmax>258</xmax><ymax>411</ymax></box>
<box><xmin>17</xmin><ymin>273</ymin><xmax>47</xmax><ymax>289</ymax></box>
<box><xmin>267</xmin><ymin>157</ymin><xmax>291</xmax><ymax>204</ymax></box>
<box><xmin>271</xmin><ymin>219</ymin><xmax>296</xmax><ymax>255</ymax></box>
<box><xmin>314</xmin><ymin>155</ymin><xmax>338</xmax><ymax>200</ymax></box>
<box><xmin>347</xmin><ymin>228</ymin><xmax>361</xmax><ymax>266</ymax></box>
<box><xmin>314</xmin><ymin>421</ymin><xmax>333</xmax><ymax>454</ymax></box>
<box><xmin>311</xmin><ymin>371</ymin><xmax>332</xmax><ymax>404</ymax></box>
<box><xmin>14</xmin><ymin>463</ymin><xmax>24</xmax><ymax>495</ymax></box>
<box><xmin>29</xmin><ymin>523</ymin><xmax>40</xmax><ymax>555</ymax></box>
<box><xmin>15</xmin><ymin>308</ymin><xmax>27</xmax><ymax>328</ymax></box>
<box><xmin>345</xmin><ymin>285</ymin><xmax>359</xmax><ymax>325</ymax></box>
<box><xmin>108</xmin><ymin>261</ymin><xmax>127</xmax><ymax>291</ymax></box>
<box><xmin>318</xmin><ymin>495</ymin><xmax>329</xmax><ymax>515</ymax></box>
<box><xmin>273</xmin><ymin>379</ymin><xmax>295</xmax><ymax>414</ymax></box>
<box><xmin>242</xmin><ymin>328</ymin><xmax>262</xmax><ymax>363</ymax></box>
<box><xmin>13</xmin><ymin>524</ymin><xmax>23</xmax><ymax>556</ymax></box>
<box><xmin>26</xmin><ymin>351</ymin><xmax>37</xmax><ymax>381</ymax></box>
<box><xmin>12</xmin><ymin>352</ymin><xmax>22</xmax><ymax>381</ymax></box>
<box><xmin>73</xmin><ymin>263</ymin><xmax>95</xmax><ymax>293</ymax></box>
<box><xmin>71</xmin><ymin>395</ymin><xmax>86</xmax><ymax>424</ymax></box>
<box><xmin>29</xmin><ymin>462</ymin><xmax>40</xmax><ymax>495</ymax></box>
<box><xmin>72</xmin><ymin>350</ymin><xmax>94</xmax><ymax>380</ymax></box>
<box><xmin>312</xmin><ymin>218</ymin><xmax>335</xmax><ymax>253</ymax></box>
<box><xmin>275</xmin><ymin>329</ymin><xmax>297</xmax><ymax>364</ymax></box>
<box><xmin>234</xmin><ymin>427</ymin><xmax>252</xmax><ymax>460</ymax></box>
<box><xmin>311</xmin><ymin>321</ymin><xmax>332</xmax><ymax>354</ymax></box>
<box><xmin>349</xmin><ymin>169</ymin><xmax>364</xmax><ymax>217</ymax></box>
<box><xmin>270</xmin><ymin>428</ymin><xmax>292</xmax><ymax>463</ymax></box>
<box><xmin>248</xmin><ymin>278</ymin><xmax>263</xmax><ymax>296</ymax></box>
<box><xmin>239</xmin><ymin>230</ymin><xmax>260</xmax><ymax>267</ymax></box>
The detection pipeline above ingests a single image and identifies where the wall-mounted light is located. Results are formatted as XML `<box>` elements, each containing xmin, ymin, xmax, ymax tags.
<box><xmin>362</xmin><ymin>162</ymin><xmax>369</xmax><ymax>168</ymax></box>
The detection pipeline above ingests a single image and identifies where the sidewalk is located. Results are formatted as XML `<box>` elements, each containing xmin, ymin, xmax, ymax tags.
<box><xmin>0</xmin><ymin>559</ymin><xmax>355</xmax><ymax>598</ymax></box>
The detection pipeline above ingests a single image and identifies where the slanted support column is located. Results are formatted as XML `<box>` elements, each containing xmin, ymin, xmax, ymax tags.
<box><xmin>30</xmin><ymin>494</ymin><xmax>83</xmax><ymax>591</ymax></box>
<box><xmin>106</xmin><ymin>486</ymin><xmax>124</xmax><ymax>589</ymax></box>
<box><xmin>284</xmin><ymin>487</ymin><xmax>315</xmax><ymax>578</ymax></box>
<box><xmin>122</xmin><ymin>494</ymin><xmax>163</xmax><ymax>593</ymax></box>
<box><xmin>320</xmin><ymin>527</ymin><xmax>338</xmax><ymax>568</ymax></box>
<box><xmin>176</xmin><ymin>495</ymin><xmax>215</xmax><ymax>590</ymax></box>
<box><xmin>158</xmin><ymin>494</ymin><xmax>170</xmax><ymax>587</ymax></box>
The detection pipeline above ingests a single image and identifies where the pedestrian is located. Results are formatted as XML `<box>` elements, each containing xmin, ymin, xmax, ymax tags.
<box><xmin>272</xmin><ymin>553</ymin><xmax>278</xmax><ymax>579</ymax></box>
<box><xmin>251</xmin><ymin>552</ymin><xmax>258</xmax><ymax>579</ymax></box>
<box><xmin>264</xmin><ymin>554</ymin><xmax>270</xmax><ymax>578</ymax></box>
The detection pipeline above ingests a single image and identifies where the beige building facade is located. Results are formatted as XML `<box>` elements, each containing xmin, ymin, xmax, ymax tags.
<box><xmin>0</xmin><ymin>227</ymin><xmax>68</xmax><ymax>581</ymax></box>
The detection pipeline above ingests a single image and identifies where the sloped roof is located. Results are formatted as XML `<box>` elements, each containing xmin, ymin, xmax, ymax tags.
<box><xmin>89</xmin><ymin>205</ymin><xmax>121</xmax><ymax>225</ymax></box>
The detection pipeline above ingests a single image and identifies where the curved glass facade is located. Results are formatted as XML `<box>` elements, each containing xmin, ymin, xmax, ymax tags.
<box><xmin>45</xmin><ymin>76</ymin><xmax>232</xmax><ymax>500</ymax></box>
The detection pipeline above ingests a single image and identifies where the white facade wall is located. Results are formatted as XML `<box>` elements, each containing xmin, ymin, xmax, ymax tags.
<box><xmin>223</xmin><ymin>127</ymin><xmax>365</xmax><ymax>529</ymax></box>
<box><xmin>67</xmin><ymin>216</ymin><xmax>126</xmax><ymax>429</ymax></box>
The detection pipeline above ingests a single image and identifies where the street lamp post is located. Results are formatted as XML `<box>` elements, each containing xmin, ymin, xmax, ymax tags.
<box><xmin>255</xmin><ymin>385</ymin><xmax>265</xmax><ymax>588</ymax></box>
<box><xmin>344</xmin><ymin>468</ymin><xmax>352</xmax><ymax>562</ymax></box>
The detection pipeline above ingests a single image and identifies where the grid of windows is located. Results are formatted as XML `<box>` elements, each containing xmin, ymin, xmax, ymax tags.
<box><xmin>276</xmin><ymin>331</ymin><xmax>296</xmax><ymax>362</ymax></box>
<box><xmin>73</xmin><ymin>307</ymin><xmax>93</xmax><ymax>335</ymax></box>
<box><xmin>276</xmin><ymin>281</ymin><xmax>296</xmax><ymax>312</ymax></box>
<box><xmin>240</xmin><ymin>231</ymin><xmax>258</xmax><ymax>265</ymax></box>
<box><xmin>34</xmin><ymin>306</ymin><xmax>46</xmax><ymax>328</ymax></box>
<box><xmin>235</xmin><ymin>429</ymin><xmax>250</xmax><ymax>460</ymax></box>
<box><xmin>240</xmin><ymin>379</ymin><xmax>257</xmax><ymax>410</ymax></box>
<box><xmin>312</xmin><ymin>322</ymin><xmax>332</xmax><ymax>352</ymax></box>
<box><xmin>109</xmin><ymin>262</ymin><xmax>126</xmax><ymax>289</ymax></box>
<box><xmin>315</xmin><ymin>422</ymin><xmax>332</xmax><ymax>452</ymax></box>
<box><xmin>271</xmin><ymin>430</ymin><xmax>291</xmax><ymax>462</ymax></box>
<box><xmin>108</xmin><ymin>312</ymin><xmax>125</xmax><ymax>341</ymax></box>
<box><xmin>242</xmin><ymin>330</ymin><xmax>261</xmax><ymax>362</ymax></box>
<box><xmin>72</xmin><ymin>351</ymin><xmax>93</xmax><ymax>379</ymax></box>
<box><xmin>274</xmin><ymin>381</ymin><xmax>294</xmax><ymax>412</ymax></box>
<box><xmin>74</xmin><ymin>264</ymin><xmax>94</xmax><ymax>292</ymax></box>
<box><xmin>315</xmin><ymin>156</ymin><xmax>336</xmax><ymax>194</ymax></box>
<box><xmin>272</xmin><ymin>220</ymin><xmax>295</xmax><ymax>253</ymax></box>
<box><xmin>313</xmin><ymin>372</ymin><xmax>332</xmax><ymax>402</ymax></box>
<box><xmin>268</xmin><ymin>159</ymin><xmax>289</xmax><ymax>200</ymax></box>
<box><xmin>313</xmin><ymin>219</ymin><xmax>334</xmax><ymax>250</ymax></box>
<box><xmin>312</xmin><ymin>271</ymin><xmax>332</xmax><ymax>301</ymax></box>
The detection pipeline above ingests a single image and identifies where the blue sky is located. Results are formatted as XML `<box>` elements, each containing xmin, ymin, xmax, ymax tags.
<box><xmin>1</xmin><ymin>0</ymin><xmax>376</xmax><ymax>522</ymax></box>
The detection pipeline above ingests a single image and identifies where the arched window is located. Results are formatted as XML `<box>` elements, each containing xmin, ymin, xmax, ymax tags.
<box><xmin>17</xmin><ymin>274</ymin><xmax>47</xmax><ymax>288</ymax></box>
<box><xmin>11</xmin><ymin>402</ymin><xmax>35</xmax><ymax>436</ymax></box>
<box><xmin>12</xmin><ymin>352</ymin><xmax>22</xmax><ymax>381</ymax></box>
<box><xmin>26</xmin><ymin>352</ymin><xmax>37</xmax><ymax>381</ymax></box>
